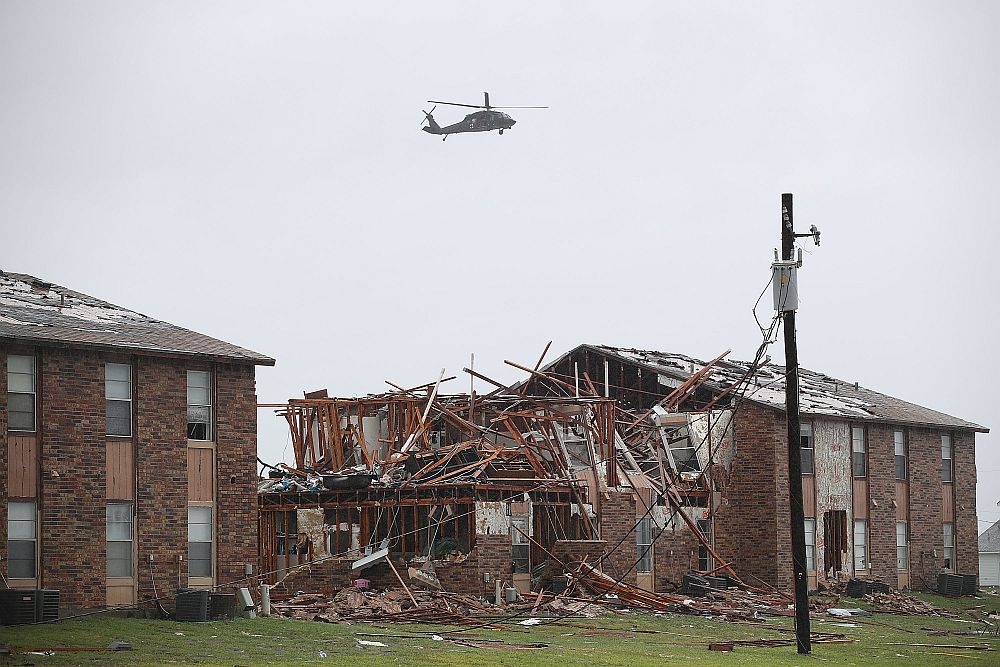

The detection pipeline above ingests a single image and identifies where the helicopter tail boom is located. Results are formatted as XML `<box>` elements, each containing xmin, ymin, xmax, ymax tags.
<box><xmin>421</xmin><ymin>109</ymin><xmax>442</xmax><ymax>134</ymax></box>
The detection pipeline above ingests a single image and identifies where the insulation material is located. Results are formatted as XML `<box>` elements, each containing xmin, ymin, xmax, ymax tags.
<box><xmin>297</xmin><ymin>508</ymin><xmax>329</xmax><ymax>557</ymax></box>
<box><xmin>475</xmin><ymin>501</ymin><xmax>511</xmax><ymax>535</ymax></box>
<box><xmin>812</xmin><ymin>420</ymin><xmax>853</xmax><ymax>579</ymax></box>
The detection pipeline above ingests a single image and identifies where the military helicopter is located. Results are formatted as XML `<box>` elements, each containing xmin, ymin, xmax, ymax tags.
<box><xmin>421</xmin><ymin>92</ymin><xmax>546</xmax><ymax>140</ymax></box>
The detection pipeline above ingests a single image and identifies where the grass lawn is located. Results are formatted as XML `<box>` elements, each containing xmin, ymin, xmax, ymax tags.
<box><xmin>1</xmin><ymin>591</ymin><xmax>997</xmax><ymax>666</ymax></box>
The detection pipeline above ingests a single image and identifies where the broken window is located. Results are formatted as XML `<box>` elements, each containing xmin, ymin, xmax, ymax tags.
<box><xmin>107</xmin><ymin>503</ymin><xmax>134</xmax><ymax>578</ymax></box>
<box><xmin>106</xmin><ymin>363</ymin><xmax>132</xmax><ymax>436</ymax></box>
<box><xmin>7</xmin><ymin>355</ymin><xmax>36</xmax><ymax>431</ymax></box>
<box><xmin>7</xmin><ymin>501</ymin><xmax>36</xmax><ymax>579</ymax></box>
<box><xmin>636</xmin><ymin>517</ymin><xmax>653</xmax><ymax>573</ymax></box>
<box><xmin>896</xmin><ymin>522</ymin><xmax>909</xmax><ymax>572</ymax></box>
<box><xmin>941</xmin><ymin>434</ymin><xmax>953</xmax><ymax>483</ymax></box>
<box><xmin>894</xmin><ymin>430</ymin><xmax>907</xmax><ymax>480</ymax></box>
<box><xmin>804</xmin><ymin>518</ymin><xmax>816</xmax><ymax>572</ymax></box>
<box><xmin>943</xmin><ymin>522</ymin><xmax>955</xmax><ymax>570</ymax></box>
<box><xmin>697</xmin><ymin>518</ymin><xmax>712</xmax><ymax>572</ymax></box>
<box><xmin>563</xmin><ymin>436</ymin><xmax>593</xmax><ymax>471</ymax></box>
<box><xmin>188</xmin><ymin>506</ymin><xmax>213</xmax><ymax>578</ymax></box>
<box><xmin>665</xmin><ymin>428</ymin><xmax>701</xmax><ymax>474</ymax></box>
<box><xmin>800</xmin><ymin>422</ymin><xmax>814</xmax><ymax>475</ymax></box>
<box><xmin>187</xmin><ymin>370</ymin><xmax>213</xmax><ymax>441</ymax></box>
<box><xmin>851</xmin><ymin>426</ymin><xmax>867</xmax><ymax>478</ymax></box>
<box><xmin>511</xmin><ymin>516</ymin><xmax>530</xmax><ymax>574</ymax></box>
<box><xmin>853</xmin><ymin>519</ymin><xmax>868</xmax><ymax>571</ymax></box>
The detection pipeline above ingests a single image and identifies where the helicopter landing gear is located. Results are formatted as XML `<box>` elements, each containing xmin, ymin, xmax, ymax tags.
<box><xmin>499</xmin><ymin>129</ymin><xmax>504</xmax><ymax>135</ymax></box>
<box><xmin>442</xmin><ymin>135</ymin><xmax>447</xmax><ymax>141</ymax></box>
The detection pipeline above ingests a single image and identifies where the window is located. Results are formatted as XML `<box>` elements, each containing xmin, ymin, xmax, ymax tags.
<box><xmin>853</xmin><ymin>519</ymin><xmax>868</xmax><ymax>571</ymax></box>
<box><xmin>636</xmin><ymin>517</ymin><xmax>653</xmax><ymax>572</ymax></box>
<box><xmin>697</xmin><ymin>518</ymin><xmax>713</xmax><ymax>572</ymax></box>
<box><xmin>896</xmin><ymin>522</ymin><xmax>909</xmax><ymax>572</ymax></box>
<box><xmin>187</xmin><ymin>370</ymin><xmax>212</xmax><ymax>440</ymax></box>
<box><xmin>941</xmin><ymin>435</ymin><xmax>953</xmax><ymax>483</ymax></box>
<box><xmin>188</xmin><ymin>506</ymin><xmax>213</xmax><ymax>577</ymax></box>
<box><xmin>851</xmin><ymin>426</ymin><xmax>867</xmax><ymax>478</ymax></box>
<box><xmin>7</xmin><ymin>355</ymin><xmax>36</xmax><ymax>431</ymax></box>
<box><xmin>668</xmin><ymin>434</ymin><xmax>701</xmax><ymax>473</ymax></box>
<box><xmin>106</xmin><ymin>363</ymin><xmax>132</xmax><ymax>436</ymax></box>
<box><xmin>804</xmin><ymin>518</ymin><xmax>816</xmax><ymax>572</ymax></box>
<box><xmin>511</xmin><ymin>516</ymin><xmax>530</xmax><ymax>574</ymax></box>
<box><xmin>563</xmin><ymin>437</ymin><xmax>593</xmax><ymax>471</ymax></box>
<box><xmin>107</xmin><ymin>503</ymin><xmax>134</xmax><ymax>577</ymax></box>
<box><xmin>800</xmin><ymin>422</ymin><xmax>815</xmax><ymax>475</ymax></box>
<box><xmin>8</xmin><ymin>501</ymin><xmax>37</xmax><ymax>578</ymax></box>
<box><xmin>943</xmin><ymin>522</ymin><xmax>955</xmax><ymax>570</ymax></box>
<box><xmin>894</xmin><ymin>431</ymin><xmax>907</xmax><ymax>480</ymax></box>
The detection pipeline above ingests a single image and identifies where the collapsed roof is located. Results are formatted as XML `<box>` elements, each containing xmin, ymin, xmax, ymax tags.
<box><xmin>544</xmin><ymin>344</ymin><xmax>986</xmax><ymax>432</ymax></box>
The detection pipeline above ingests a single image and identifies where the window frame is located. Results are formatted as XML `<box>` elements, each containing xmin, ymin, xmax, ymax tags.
<box><xmin>894</xmin><ymin>430</ymin><xmax>907</xmax><ymax>481</ymax></box>
<box><xmin>941</xmin><ymin>434</ymin><xmax>953</xmax><ymax>483</ymax></box>
<box><xmin>7</xmin><ymin>354</ymin><xmax>37</xmax><ymax>432</ymax></box>
<box><xmin>106</xmin><ymin>502</ymin><xmax>135</xmax><ymax>578</ymax></box>
<box><xmin>697</xmin><ymin>518</ymin><xmax>713</xmax><ymax>572</ymax></box>
<box><xmin>7</xmin><ymin>500</ymin><xmax>37</xmax><ymax>579</ymax></box>
<box><xmin>800</xmin><ymin>421</ymin><xmax>815</xmax><ymax>475</ymax></box>
<box><xmin>188</xmin><ymin>505</ymin><xmax>214</xmax><ymax>580</ymax></box>
<box><xmin>511</xmin><ymin>516</ymin><xmax>530</xmax><ymax>574</ymax></box>
<box><xmin>105</xmin><ymin>362</ymin><xmax>133</xmax><ymax>437</ymax></box>
<box><xmin>186</xmin><ymin>370</ymin><xmax>213</xmax><ymax>441</ymax></box>
<box><xmin>636</xmin><ymin>517</ymin><xmax>653</xmax><ymax>573</ymax></box>
<box><xmin>943</xmin><ymin>522</ymin><xmax>955</xmax><ymax>571</ymax></box>
<box><xmin>896</xmin><ymin>521</ymin><xmax>909</xmax><ymax>572</ymax></box>
<box><xmin>853</xmin><ymin>518</ymin><xmax>868</xmax><ymax>572</ymax></box>
<box><xmin>851</xmin><ymin>426</ymin><xmax>867</xmax><ymax>478</ymax></box>
<box><xmin>803</xmin><ymin>518</ymin><xmax>817</xmax><ymax>572</ymax></box>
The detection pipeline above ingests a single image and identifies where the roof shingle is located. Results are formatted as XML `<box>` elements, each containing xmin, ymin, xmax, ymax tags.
<box><xmin>0</xmin><ymin>271</ymin><xmax>274</xmax><ymax>366</ymax></box>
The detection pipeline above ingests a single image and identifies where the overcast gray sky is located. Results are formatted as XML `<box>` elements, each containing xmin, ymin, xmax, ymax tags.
<box><xmin>3</xmin><ymin>2</ymin><xmax>998</xmax><ymax>530</ymax></box>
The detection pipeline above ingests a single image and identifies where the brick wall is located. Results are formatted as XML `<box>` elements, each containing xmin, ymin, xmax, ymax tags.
<box><xmin>40</xmin><ymin>348</ymin><xmax>106</xmax><ymax>608</ymax></box>
<box><xmin>275</xmin><ymin>551</ymin><xmax>485</xmax><ymax>598</ymax></box>
<box><xmin>653</xmin><ymin>526</ymin><xmax>700</xmax><ymax>591</ymax></box>
<box><xmin>475</xmin><ymin>533</ymin><xmax>513</xmax><ymax>597</ymax></box>
<box><xmin>215</xmin><ymin>363</ymin><xmax>259</xmax><ymax>589</ymax></box>
<box><xmin>908</xmin><ymin>427</ymin><xmax>943</xmax><ymax>588</ymax></box>
<box><xmin>954</xmin><ymin>430</ymin><xmax>978</xmax><ymax>576</ymax></box>
<box><xmin>867</xmin><ymin>424</ymin><xmax>897</xmax><ymax>584</ymax></box>
<box><xmin>599</xmin><ymin>491</ymin><xmax>637</xmax><ymax>586</ymax></box>
<box><xmin>0</xmin><ymin>345</ymin><xmax>259</xmax><ymax>609</ymax></box>
<box><xmin>714</xmin><ymin>402</ymin><xmax>785</xmax><ymax>590</ymax></box>
<box><xmin>135</xmin><ymin>357</ymin><xmax>188</xmax><ymax>610</ymax></box>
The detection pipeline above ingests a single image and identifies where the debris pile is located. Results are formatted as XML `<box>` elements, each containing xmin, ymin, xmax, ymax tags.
<box><xmin>272</xmin><ymin>587</ymin><xmax>493</xmax><ymax>626</ymax></box>
<box><xmin>863</xmin><ymin>591</ymin><xmax>949</xmax><ymax>616</ymax></box>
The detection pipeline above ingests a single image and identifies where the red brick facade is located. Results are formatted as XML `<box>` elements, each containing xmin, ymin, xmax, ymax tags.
<box><xmin>1</xmin><ymin>343</ymin><xmax>260</xmax><ymax>609</ymax></box>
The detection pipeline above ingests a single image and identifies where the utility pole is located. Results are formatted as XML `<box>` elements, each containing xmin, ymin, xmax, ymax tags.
<box><xmin>779</xmin><ymin>193</ymin><xmax>811</xmax><ymax>654</ymax></box>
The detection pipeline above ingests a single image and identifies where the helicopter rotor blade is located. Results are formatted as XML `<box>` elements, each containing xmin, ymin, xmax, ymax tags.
<box><xmin>427</xmin><ymin>100</ymin><xmax>486</xmax><ymax>109</ymax></box>
<box><xmin>491</xmin><ymin>106</ymin><xmax>549</xmax><ymax>109</ymax></box>
<box><xmin>419</xmin><ymin>106</ymin><xmax>437</xmax><ymax>126</ymax></box>
<box><xmin>420</xmin><ymin>106</ymin><xmax>437</xmax><ymax>126</ymax></box>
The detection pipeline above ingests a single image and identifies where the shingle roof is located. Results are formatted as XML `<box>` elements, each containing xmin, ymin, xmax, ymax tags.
<box><xmin>0</xmin><ymin>271</ymin><xmax>274</xmax><ymax>366</ymax></box>
<box><xmin>980</xmin><ymin>520</ymin><xmax>1000</xmax><ymax>552</ymax></box>
<box><xmin>584</xmin><ymin>344</ymin><xmax>986</xmax><ymax>432</ymax></box>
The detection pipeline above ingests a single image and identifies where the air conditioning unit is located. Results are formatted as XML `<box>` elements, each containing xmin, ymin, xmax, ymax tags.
<box><xmin>0</xmin><ymin>589</ymin><xmax>59</xmax><ymax>625</ymax></box>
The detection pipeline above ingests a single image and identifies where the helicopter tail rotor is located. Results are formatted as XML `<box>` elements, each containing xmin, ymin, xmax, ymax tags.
<box><xmin>420</xmin><ymin>106</ymin><xmax>441</xmax><ymax>133</ymax></box>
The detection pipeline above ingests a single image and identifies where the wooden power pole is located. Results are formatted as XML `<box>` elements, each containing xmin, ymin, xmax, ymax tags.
<box><xmin>780</xmin><ymin>193</ymin><xmax>812</xmax><ymax>654</ymax></box>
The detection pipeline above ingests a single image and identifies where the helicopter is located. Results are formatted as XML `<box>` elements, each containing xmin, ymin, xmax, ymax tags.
<box><xmin>421</xmin><ymin>92</ymin><xmax>546</xmax><ymax>140</ymax></box>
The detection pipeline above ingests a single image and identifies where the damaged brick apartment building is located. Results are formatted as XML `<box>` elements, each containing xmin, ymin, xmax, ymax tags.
<box><xmin>1</xmin><ymin>272</ymin><xmax>273</xmax><ymax>609</ymax></box>
<box><xmin>261</xmin><ymin>344</ymin><xmax>986</xmax><ymax>599</ymax></box>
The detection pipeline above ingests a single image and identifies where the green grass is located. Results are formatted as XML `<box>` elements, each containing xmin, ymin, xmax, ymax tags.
<box><xmin>1</xmin><ymin>592</ymin><xmax>998</xmax><ymax>666</ymax></box>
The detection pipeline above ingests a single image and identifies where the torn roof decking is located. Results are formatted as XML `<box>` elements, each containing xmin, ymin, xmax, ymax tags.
<box><xmin>543</xmin><ymin>344</ymin><xmax>987</xmax><ymax>433</ymax></box>
<box><xmin>0</xmin><ymin>271</ymin><xmax>274</xmax><ymax>365</ymax></box>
